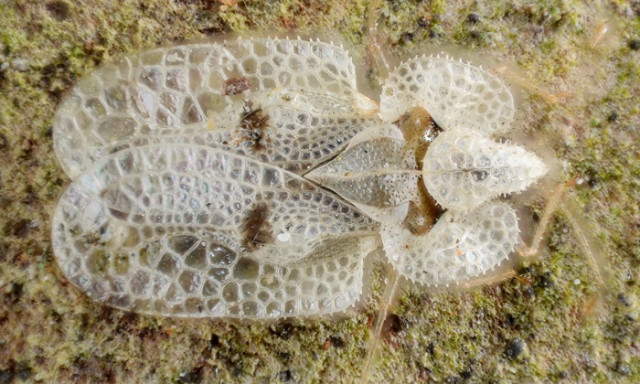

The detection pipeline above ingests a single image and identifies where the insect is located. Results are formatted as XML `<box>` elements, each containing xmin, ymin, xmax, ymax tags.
<box><xmin>51</xmin><ymin>37</ymin><xmax>547</xmax><ymax>319</ymax></box>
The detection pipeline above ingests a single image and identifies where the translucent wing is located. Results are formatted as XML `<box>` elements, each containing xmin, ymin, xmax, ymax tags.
<box><xmin>53</xmin><ymin>38</ymin><xmax>372</xmax><ymax>178</ymax></box>
<box><xmin>306</xmin><ymin>124</ymin><xmax>419</xmax><ymax>222</ymax></box>
<box><xmin>380</xmin><ymin>202</ymin><xmax>519</xmax><ymax>286</ymax></box>
<box><xmin>52</xmin><ymin>144</ymin><xmax>378</xmax><ymax>318</ymax></box>
<box><xmin>379</xmin><ymin>55</ymin><xmax>514</xmax><ymax>135</ymax></box>
<box><xmin>422</xmin><ymin>130</ymin><xmax>547</xmax><ymax>212</ymax></box>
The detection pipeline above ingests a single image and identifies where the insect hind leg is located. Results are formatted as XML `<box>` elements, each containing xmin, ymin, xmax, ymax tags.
<box><xmin>516</xmin><ymin>178</ymin><xmax>607</xmax><ymax>291</ymax></box>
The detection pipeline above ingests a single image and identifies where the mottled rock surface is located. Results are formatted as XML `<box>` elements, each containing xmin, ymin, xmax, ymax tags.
<box><xmin>0</xmin><ymin>0</ymin><xmax>638</xmax><ymax>382</ymax></box>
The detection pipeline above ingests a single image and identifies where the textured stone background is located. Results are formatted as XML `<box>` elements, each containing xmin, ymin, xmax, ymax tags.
<box><xmin>0</xmin><ymin>0</ymin><xmax>638</xmax><ymax>383</ymax></box>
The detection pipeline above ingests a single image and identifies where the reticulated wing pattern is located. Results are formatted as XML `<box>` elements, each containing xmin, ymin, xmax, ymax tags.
<box><xmin>52</xmin><ymin>144</ymin><xmax>378</xmax><ymax>318</ymax></box>
<box><xmin>306</xmin><ymin>124</ymin><xmax>419</xmax><ymax>221</ymax></box>
<box><xmin>53</xmin><ymin>38</ymin><xmax>369</xmax><ymax>178</ymax></box>
<box><xmin>51</xmin><ymin>37</ymin><xmax>550</xmax><ymax>314</ymax></box>
<box><xmin>422</xmin><ymin>130</ymin><xmax>548</xmax><ymax>212</ymax></box>
<box><xmin>379</xmin><ymin>55</ymin><xmax>514</xmax><ymax>135</ymax></box>
<box><xmin>380</xmin><ymin>202</ymin><xmax>519</xmax><ymax>286</ymax></box>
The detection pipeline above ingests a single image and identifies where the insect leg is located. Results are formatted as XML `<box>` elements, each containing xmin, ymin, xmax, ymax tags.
<box><xmin>517</xmin><ymin>178</ymin><xmax>607</xmax><ymax>290</ymax></box>
<box><xmin>366</xmin><ymin>0</ymin><xmax>391</xmax><ymax>80</ymax></box>
<box><xmin>358</xmin><ymin>268</ymin><xmax>400</xmax><ymax>384</ymax></box>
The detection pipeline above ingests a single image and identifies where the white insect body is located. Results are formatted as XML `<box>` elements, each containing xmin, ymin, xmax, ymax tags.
<box><xmin>51</xmin><ymin>37</ymin><xmax>547</xmax><ymax>319</ymax></box>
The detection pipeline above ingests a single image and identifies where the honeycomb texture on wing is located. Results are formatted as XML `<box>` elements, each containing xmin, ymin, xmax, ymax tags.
<box><xmin>379</xmin><ymin>55</ymin><xmax>514</xmax><ymax>135</ymax></box>
<box><xmin>306</xmin><ymin>125</ymin><xmax>419</xmax><ymax>218</ymax></box>
<box><xmin>254</xmin><ymin>109</ymin><xmax>374</xmax><ymax>174</ymax></box>
<box><xmin>53</xmin><ymin>38</ymin><xmax>364</xmax><ymax>178</ymax></box>
<box><xmin>422</xmin><ymin>130</ymin><xmax>547</xmax><ymax>212</ymax></box>
<box><xmin>51</xmin><ymin>144</ymin><xmax>377</xmax><ymax>318</ymax></box>
<box><xmin>380</xmin><ymin>202</ymin><xmax>519</xmax><ymax>286</ymax></box>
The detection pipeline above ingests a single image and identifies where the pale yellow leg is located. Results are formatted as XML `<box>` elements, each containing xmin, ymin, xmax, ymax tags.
<box><xmin>458</xmin><ymin>269</ymin><xmax>517</xmax><ymax>290</ymax></box>
<box><xmin>518</xmin><ymin>179</ymin><xmax>573</xmax><ymax>259</ymax></box>
<box><xmin>366</xmin><ymin>0</ymin><xmax>390</xmax><ymax>80</ymax></box>
<box><xmin>516</xmin><ymin>178</ymin><xmax>607</xmax><ymax>292</ymax></box>
<box><xmin>558</xmin><ymin>198</ymin><xmax>607</xmax><ymax>289</ymax></box>
<box><xmin>358</xmin><ymin>267</ymin><xmax>400</xmax><ymax>384</ymax></box>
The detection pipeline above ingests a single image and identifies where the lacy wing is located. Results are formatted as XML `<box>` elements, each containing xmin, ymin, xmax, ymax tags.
<box><xmin>53</xmin><ymin>38</ymin><xmax>371</xmax><ymax>178</ymax></box>
<box><xmin>52</xmin><ymin>144</ymin><xmax>377</xmax><ymax>318</ymax></box>
<box><xmin>380</xmin><ymin>202</ymin><xmax>519</xmax><ymax>286</ymax></box>
<box><xmin>379</xmin><ymin>55</ymin><xmax>514</xmax><ymax>135</ymax></box>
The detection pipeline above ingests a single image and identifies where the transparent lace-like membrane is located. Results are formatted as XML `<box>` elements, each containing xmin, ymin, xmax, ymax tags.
<box><xmin>52</xmin><ymin>38</ymin><xmax>548</xmax><ymax>318</ymax></box>
<box><xmin>52</xmin><ymin>144</ymin><xmax>377</xmax><ymax>318</ymax></box>
<box><xmin>379</xmin><ymin>55</ymin><xmax>516</xmax><ymax>135</ymax></box>
<box><xmin>52</xmin><ymin>38</ymin><xmax>382</xmax><ymax>318</ymax></box>
<box><xmin>360</xmin><ymin>54</ymin><xmax>549</xmax><ymax>286</ymax></box>
<box><xmin>53</xmin><ymin>38</ymin><xmax>378</xmax><ymax>178</ymax></box>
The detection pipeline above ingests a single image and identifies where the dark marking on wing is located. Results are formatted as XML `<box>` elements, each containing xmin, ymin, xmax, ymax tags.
<box><xmin>223</xmin><ymin>76</ymin><xmax>251</xmax><ymax>96</ymax></box>
<box><xmin>238</xmin><ymin>101</ymin><xmax>270</xmax><ymax>151</ymax></box>
<box><xmin>241</xmin><ymin>201</ymin><xmax>274</xmax><ymax>251</ymax></box>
